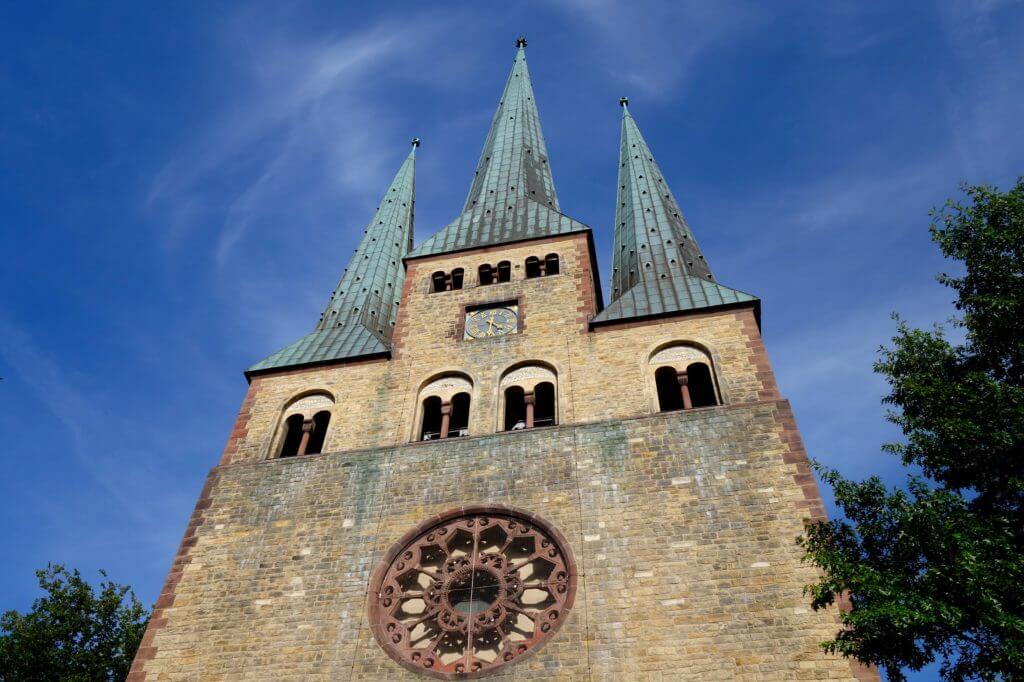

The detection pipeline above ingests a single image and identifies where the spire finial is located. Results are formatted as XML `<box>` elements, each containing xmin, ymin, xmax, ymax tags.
<box><xmin>619</xmin><ymin>96</ymin><xmax>629</xmax><ymax>108</ymax></box>
<box><xmin>516</xmin><ymin>36</ymin><xmax>527</xmax><ymax>48</ymax></box>
<box><xmin>411</xmin><ymin>137</ymin><xmax>421</xmax><ymax>148</ymax></box>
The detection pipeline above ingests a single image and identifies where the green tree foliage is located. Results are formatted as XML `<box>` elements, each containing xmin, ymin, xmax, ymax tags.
<box><xmin>801</xmin><ymin>179</ymin><xmax>1024</xmax><ymax>681</ymax></box>
<box><xmin>0</xmin><ymin>564</ymin><xmax>150</xmax><ymax>681</ymax></box>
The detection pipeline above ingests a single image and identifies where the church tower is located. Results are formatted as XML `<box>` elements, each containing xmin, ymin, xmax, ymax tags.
<box><xmin>131</xmin><ymin>41</ymin><xmax>875</xmax><ymax>681</ymax></box>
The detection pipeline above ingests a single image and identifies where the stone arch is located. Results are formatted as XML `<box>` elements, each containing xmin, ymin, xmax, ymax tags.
<box><xmin>271</xmin><ymin>390</ymin><xmax>336</xmax><ymax>459</ymax></box>
<box><xmin>499</xmin><ymin>362</ymin><xmax>559</xmax><ymax>431</ymax></box>
<box><xmin>414</xmin><ymin>372</ymin><xmax>475</xmax><ymax>441</ymax></box>
<box><xmin>646</xmin><ymin>342</ymin><xmax>721</xmax><ymax>412</ymax></box>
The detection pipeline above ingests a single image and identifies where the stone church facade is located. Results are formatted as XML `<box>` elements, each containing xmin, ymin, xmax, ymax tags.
<box><xmin>130</xmin><ymin>40</ymin><xmax>876</xmax><ymax>681</ymax></box>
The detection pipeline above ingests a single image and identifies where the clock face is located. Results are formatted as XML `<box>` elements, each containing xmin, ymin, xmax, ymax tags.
<box><xmin>464</xmin><ymin>305</ymin><xmax>519</xmax><ymax>339</ymax></box>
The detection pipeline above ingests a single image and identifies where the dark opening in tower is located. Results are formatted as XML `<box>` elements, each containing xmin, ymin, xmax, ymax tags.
<box><xmin>449</xmin><ymin>392</ymin><xmax>471</xmax><ymax>437</ymax></box>
<box><xmin>655</xmin><ymin>366</ymin><xmax>685</xmax><ymax>412</ymax></box>
<box><xmin>305</xmin><ymin>410</ymin><xmax>330</xmax><ymax>455</ymax></box>
<box><xmin>503</xmin><ymin>386</ymin><xmax>526</xmax><ymax>430</ymax></box>
<box><xmin>534</xmin><ymin>381</ymin><xmax>556</xmax><ymax>426</ymax></box>
<box><xmin>420</xmin><ymin>396</ymin><xmax>443</xmax><ymax>440</ymax></box>
<box><xmin>280</xmin><ymin>414</ymin><xmax>305</xmax><ymax>457</ymax></box>
<box><xmin>686</xmin><ymin>362</ymin><xmax>718</xmax><ymax>408</ymax></box>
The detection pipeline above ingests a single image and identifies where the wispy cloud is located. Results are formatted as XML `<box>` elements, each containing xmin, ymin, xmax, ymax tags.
<box><xmin>551</xmin><ymin>0</ymin><xmax>757</xmax><ymax>98</ymax></box>
<box><xmin>148</xmin><ymin>8</ymin><xmax>467</xmax><ymax>269</ymax></box>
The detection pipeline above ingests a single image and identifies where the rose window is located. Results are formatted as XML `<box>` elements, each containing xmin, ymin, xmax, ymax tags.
<box><xmin>369</xmin><ymin>506</ymin><xmax>576</xmax><ymax>678</ymax></box>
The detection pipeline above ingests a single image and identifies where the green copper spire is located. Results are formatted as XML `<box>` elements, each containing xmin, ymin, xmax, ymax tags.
<box><xmin>247</xmin><ymin>141</ymin><xmax>418</xmax><ymax>374</ymax></box>
<box><xmin>462</xmin><ymin>36</ymin><xmax>559</xmax><ymax>213</ymax></box>
<box><xmin>611</xmin><ymin>98</ymin><xmax>712</xmax><ymax>299</ymax></box>
<box><xmin>592</xmin><ymin>101</ymin><xmax>757</xmax><ymax>326</ymax></box>
<box><xmin>409</xmin><ymin>38</ymin><xmax>590</xmax><ymax>259</ymax></box>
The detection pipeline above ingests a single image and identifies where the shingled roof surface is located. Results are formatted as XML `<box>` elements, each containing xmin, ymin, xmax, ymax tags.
<box><xmin>601</xmin><ymin>100</ymin><xmax>758</xmax><ymax>324</ymax></box>
<box><xmin>247</xmin><ymin>143</ymin><xmax>416</xmax><ymax>375</ymax></box>
<box><xmin>408</xmin><ymin>41</ymin><xmax>592</xmax><ymax>259</ymax></box>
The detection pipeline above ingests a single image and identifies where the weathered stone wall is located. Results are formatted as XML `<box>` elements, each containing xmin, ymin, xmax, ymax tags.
<box><xmin>132</xmin><ymin>231</ymin><xmax>877</xmax><ymax>680</ymax></box>
<box><xmin>131</xmin><ymin>401</ymin><xmax>869</xmax><ymax>680</ymax></box>
<box><xmin>228</xmin><ymin>234</ymin><xmax>775</xmax><ymax>465</ymax></box>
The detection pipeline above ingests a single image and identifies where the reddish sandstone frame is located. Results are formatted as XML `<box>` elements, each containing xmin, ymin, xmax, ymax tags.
<box><xmin>367</xmin><ymin>504</ymin><xmax>578</xmax><ymax>680</ymax></box>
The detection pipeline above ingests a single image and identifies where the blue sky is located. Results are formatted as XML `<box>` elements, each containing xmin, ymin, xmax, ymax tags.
<box><xmin>2</xmin><ymin>2</ymin><xmax>1022</xmax><ymax>678</ymax></box>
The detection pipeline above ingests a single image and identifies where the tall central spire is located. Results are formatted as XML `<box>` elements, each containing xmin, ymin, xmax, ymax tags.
<box><xmin>408</xmin><ymin>39</ymin><xmax>590</xmax><ymax>260</ymax></box>
<box><xmin>462</xmin><ymin>37</ymin><xmax>559</xmax><ymax>214</ymax></box>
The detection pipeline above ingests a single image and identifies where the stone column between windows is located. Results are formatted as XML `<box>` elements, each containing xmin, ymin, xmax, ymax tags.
<box><xmin>524</xmin><ymin>391</ymin><xmax>536</xmax><ymax>429</ymax></box>
<box><xmin>298</xmin><ymin>418</ymin><xmax>314</xmax><ymax>455</ymax></box>
<box><xmin>677</xmin><ymin>372</ymin><xmax>693</xmax><ymax>410</ymax></box>
<box><xmin>439</xmin><ymin>402</ymin><xmax>452</xmax><ymax>439</ymax></box>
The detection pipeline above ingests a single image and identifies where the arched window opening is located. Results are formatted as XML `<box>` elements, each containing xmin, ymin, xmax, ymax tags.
<box><xmin>420</xmin><ymin>396</ymin><xmax>443</xmax><ymax>440</ymax></box>
<box><xmin>534</xmin><ymin>381</ymin><xmax>556</xmax><ymax>427</ymax></box>
<box><xmin>305</xmin><ymin>411</ymin><xmax>330</xmax><ymax>455</ymax></box>
<box><xmin>449</xmin><ymin>392</ymin><xmax>471</xmax><ymax>438</ymax></box>
<box><xmin>478</xmin><ymin>264</ymin><xmax>494</xmax><ymax>286</ymax></box>
<box><xmin>525</xmin><ymin>256</ymin><xmax>542</xmax><ymax>279</ymax></box>
<box><xmin>417</xmin><ymin>375</ymin><xmax>473</xmax><ymax>441</ymax></box>
<box><xmin>544</xmin><ymin>253</ymin><xmax>560</xmax><ymax>275</ymax></box>
<box><xmin>432</xmin><ymin>271</ymin><xmax>448</xmax><ymax>293</ymax></box>
<box><xmin>655</xmin><ymin>366</ymin><xmax>685</xmax><ymax>412</ymax></box>
<box><xmin>496</xmin><ymin>261</ymin><xmax>511</xmax><ymax>283</ymax></box>
<box><xmin>503</xmin><ymin>386</ymin><xmax>526</xmax><ymax>431</ymax></box>
<box><xmin>686</xmin><ymin>362</ymin><xmax>718</xmax><ymax>408</ymax></box>
<box><xmin>451</xmin><ymin>268</ymin><xmax>464</xmax><ymax>290</ymax></box>
<box><xmin>280</xmin><ymin>414</ymin><xmax>305</xmax><ymax>457</ymax></box>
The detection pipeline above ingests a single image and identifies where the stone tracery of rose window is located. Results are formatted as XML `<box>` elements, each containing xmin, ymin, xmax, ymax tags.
<box><xmin>369</xmin><ymin>508</ymin><xmax>576</xmax><ymax>678</ymax></box>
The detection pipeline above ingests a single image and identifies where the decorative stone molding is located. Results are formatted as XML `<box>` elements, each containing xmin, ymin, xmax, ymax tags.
<box><xmin>285</xmin><ymin>393</ymin><xmax>334</xmax><ymax>413</ymax></box>
<box><xmin>649</xmin><ymin>344</ymin><xmax>710</xmax><ymax>367</ymax></box>
<box><xmin>369</xmin><ymin>505</ymin><xmax>576</xmax><ymax>679</ymax></box>
<box><xmin>500</xmin><ymin>365</ymin><xmax>557</xmax><ymax>391</ymax></box>
<box><xmin>421</xmin><ymin>376</ymin><xmax>474</xmax><ymax>401</ymax></box>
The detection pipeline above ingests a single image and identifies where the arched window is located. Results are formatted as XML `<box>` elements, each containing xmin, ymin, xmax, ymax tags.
<box><xmin>544</xmin><ymin>253</ymin><xmax>560</xmax><ymax>275</ymax></box>
<box><xmin>432</xmin><ymin>271</ymin><xmax>448</xmax><ymax>293</ymax></box>
<box><xmin>276</xmin><ymin>392</ymin><xmax>335</xmax><ymax>458</ymax></box>
<box><xmin>420</xmin><ymin>396</ymin><xmax>443</xmax><ymax>440</ymax></box>
<box><xmin>534</xmin><ymin>381</ymin><xmax>556</xmax><ymax>427</ymax></box>
<box><xmin>500</xmin><ymin>364</ymin><xmax>558</xmax><ymax>431</ymax></box>
<box><xmin>686</xmin><ymin>362</ymin><xmax>718</xmax><ymax>408</ymax></box>
<box><xmin>478</xmin><ymin>264</ymin><xmax>494</xmax><ymax>286</ymax></box>
<box><xmin>649</xmin><ymin>344</ymin><xmax>721</xmax><ymax>413</ymax></box>
<box><xmin>655</xmin><ymin>366</ymin><xmax>685</xmax><ymax>412</ymax></box>
<box><xmin>450</xmin><ymin>392</ymin><xmax>471</xmax><ymax>437</ymax></box>
<box><xmin>503</xmin><ymin>386</ymin><xmax>526</xmax><ymax>431</ymax></box>
<box><xmin>496</xmin><ymin>261</ymin><xmax>511</xmax><ymax>283</ymax></box>
<box><xmin>451</xmin><ymin>268</ymin><xmax>464</xmax><ymax>290</ymax></box>
<box><xmin>280</xmin><ymin>414</ymin><xmax>305</xmax><ymax>457</ymax></box>
<box><xmin>525</xmin><ymin>256</ymin><xmax>542</xmax><ymax>279</ymax></box>
<box><xmin>305</xmin><ymin>410</ymin><xmax>331</xmax><ymax>455</ymax></box>
<box><xmin>416</xmin><ymin>374</ymin><xmax>474</xmax><ymax>441</ymax></box>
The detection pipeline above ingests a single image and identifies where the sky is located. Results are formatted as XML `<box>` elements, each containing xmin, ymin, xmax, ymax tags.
<box><xmin>1</xmin><ymin>2</ymin><xmax>1022</xmax><ymax>679</ymax></box>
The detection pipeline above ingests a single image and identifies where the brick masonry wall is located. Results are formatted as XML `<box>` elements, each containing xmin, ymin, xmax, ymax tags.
<box><xmin>131</xmin><ymin>401</ymin><xmax>871</xmax><ymax>680</ymax></box>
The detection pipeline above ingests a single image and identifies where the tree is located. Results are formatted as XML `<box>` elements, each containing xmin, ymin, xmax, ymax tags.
<box><xmin>0</xmin><ymin>564</ymin><xmax>150</xmax><ymax>681</ymax></box>
<box><xmin>801</xmin><ymin>179</ymin><xmax>1024</xmax><ymax>681</ymax></box>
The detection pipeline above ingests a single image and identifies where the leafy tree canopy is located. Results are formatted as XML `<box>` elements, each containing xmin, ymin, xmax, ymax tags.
<box><xmin>801</xmin><ymin>179</ymin><xmax>1024</xmax><ymax>681</ymax></box>
<box><xmin>0</xmin><ymin>564</ymin><xmax>149</xmax><ymax>681</ymax></box>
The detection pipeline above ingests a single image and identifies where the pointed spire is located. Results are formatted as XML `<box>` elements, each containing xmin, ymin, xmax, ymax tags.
<box><xmin>247</xmin><ymin>143</ymin><xmax>416</xmax><ymax>374</ymax></box>
<box><xmin>409</xmin><ymin>39</ymin><xmax>592</xmax><ymax>260</ymax></box>
<box><xmin>316</xmin><ymin>142</ymin><xmax>417</xmax><ymax>335</ymax></box>
<box><xmin>462</xmin><ymin>36</ymin><xmax>559</xmax><ymax>214</ymax></box>
<box><xmin>610</xmin><ymin>101</ymin><xmax>714</xmax><ymax>302</ymax></box>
